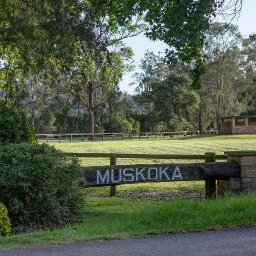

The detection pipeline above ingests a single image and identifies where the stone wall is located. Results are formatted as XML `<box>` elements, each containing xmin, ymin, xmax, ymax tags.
<box><xmin>224</xmin><ymin>151</ymin><xmax>256</xmax><ymax>192</ymax></box>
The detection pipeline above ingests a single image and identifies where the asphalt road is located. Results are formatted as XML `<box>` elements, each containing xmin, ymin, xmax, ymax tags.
<box><xmin>1</xmin><ymin>226</ymin><xmax>256</xmax><ymax>256</ymax></box>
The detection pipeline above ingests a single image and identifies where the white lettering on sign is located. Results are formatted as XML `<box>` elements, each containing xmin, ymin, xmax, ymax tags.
<box><xmin>148</xmin><ymin>167</ymin><xmax>158</xmax><ymax>180</ymax></box>
<box><xmin>123</xmin><ymin>168</ymin><xmax>134</xmax><ymax>182</ymax></box>
<box><xmin>136</xmin><ymin>167</ymin><xmax>146</xmax><ymax>181</ymax></box>
<box><xmin>96</xmin><ymin>166</ymin><xmax>184</xmax><ymax>185</ymax></box>
<box><xmin>111</xmin><ymin>169</ymin><xmax>122</xmax><ymax>183</ymax></box>
<box><xmin>97</xmin><ymin>169</ymin><xmax>110</xmax><ymax>184</ymax></box>
<box><xmin>159</xmin><ymin>167</ymin><xmax>170</xmax><ymax>180</ymax></box>
<box><xmin>172</xmin><ymin>166</ymin><xmax>183</xmax><ymax>180</ymax></box>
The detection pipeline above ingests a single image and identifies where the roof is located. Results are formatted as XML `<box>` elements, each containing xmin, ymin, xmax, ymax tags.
<box><xmin>218</xmin><ymin>115</ymin><xmax>256</xmax><ymax>120</ymax></box>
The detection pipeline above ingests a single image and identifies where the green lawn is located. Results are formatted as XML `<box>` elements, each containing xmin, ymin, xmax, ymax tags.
<box><xmin>1</xmin><ymin>194</ymin><xmax>256</xmax><ymax>250</ymax></box>
<box><xmin>46</xmin><ymin>134</ymin><xmax>256</xmax><ymax>166</ymax></box>
<box><xmin>1</xmin><ymin>135</ymin><xmax>256</xmax><ymax>250</ymax></box>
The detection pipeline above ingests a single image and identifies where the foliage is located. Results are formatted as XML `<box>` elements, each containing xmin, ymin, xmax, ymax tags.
<box><xmin>102</xmin><ymin>86</ymin><xmax>139</xmax><ymax>133</ymax></box>
<box><xmin>0</xmin><ymin>0</ymin><xmax>93</xmax><ymax>69</ymax></box>
<box><xmin>241</xmin><ymin>33</ymin><xmax>256</xmax><ymax>115</ymax></box>
<box><xmin>0</xmin><ymin>203</ymin><xmax>11</xmax><ymax>236</ymax></box>
<box><xmin>95</xmin><ymin>0</ymin><xmax>238</xmax><ymax>84</ymax></box>
<box><xmin>198</xmin><ymin>23</ymin><xmax>248</xmax><ymax>130</ymax></box>
<box><xmin>133</xmin><ymin>52</ymin><xmax>199</xmax><ymax>131</ymax></box>
<box><xmin>1</xmin><ymin>0</ymin><xmax>243</xmax><ymax>93</ymax></box>
<box><xmin>68</xmin><ymin>43</ymin><xmax>134</xmax><ymax>135</ymax></box>
<box><xmin>0</xmin><ymin>102</ymin><xmax>36</xmax><ymax>144</ymax></box>
<box><xmin>3</xmin><ymin>19</ymin><xmax>256</xmax><ymax>135</ymax></box>
<box><xmin>0</xmin><ymin>143</ymin><xmax>84</xmax><ymax>229</ymax></box>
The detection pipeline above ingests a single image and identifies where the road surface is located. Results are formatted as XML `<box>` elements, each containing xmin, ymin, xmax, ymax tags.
<box><xmin>1</xmin><ymin>226</ymin><xmax>256</xmax><ymax>256</ymax></box>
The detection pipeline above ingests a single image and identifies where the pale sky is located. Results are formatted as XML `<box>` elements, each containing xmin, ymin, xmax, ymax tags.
<box><xmin>119</xmin><ymin>0</ymin><xmax>256</xmax><ymax>94</ymax></box>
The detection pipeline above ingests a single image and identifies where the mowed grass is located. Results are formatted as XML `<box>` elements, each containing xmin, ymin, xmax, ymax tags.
<box><xmin>46</xmin><ymin>134</ymin><xmax>256</xmax><ymax>165</ymax></box>
<box><xmin>45</xmin><ymin>134</ymin><xmax>256</xmax><ymax>194</ymax></box>
<box><xmin>1</xmin><ymin>194</ymin><xmax>256</xmax><ymax>250</ymax></box>
<box><xmin>1</xmin><ymin>135</ymin><xmax>256</xmax><ymax>250</ymax></box>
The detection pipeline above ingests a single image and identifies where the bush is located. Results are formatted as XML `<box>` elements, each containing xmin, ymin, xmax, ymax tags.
<box><xmin>0</xmin><ymin>143</ymin><xmax>84</xmax><ymax>229</ymax></box>
<box><xmin>0</xmin><ymin>102</ymin><xmax>36</xmax><ymax>144</ymax></box>
<box><xmin>0</xmin><ymin>203</ymin><xmax>11</xmax><ymax>236</ymax></box>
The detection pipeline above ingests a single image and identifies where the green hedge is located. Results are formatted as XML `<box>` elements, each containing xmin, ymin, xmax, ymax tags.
<box><xmin>0</xmin><ymin>143</ymin><xmax>84</xmax><ymax>229</ymax></box>
<box><xmin>0</xmin><ymin>102</ymin><xmax>36</xmax><ymax>144</ymax></box>
<box><xmin>0</xmin><ymin>203</ymin><xmax>11</xmax><ymax>236</ymax></box>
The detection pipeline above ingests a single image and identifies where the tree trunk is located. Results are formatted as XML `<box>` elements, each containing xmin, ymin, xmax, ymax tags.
<box><xmin>198</xmin><ymin>108</ymin><xmax>203</xmax><ymax>133</ymax></box>
<box><xmin>88</xmin><ymin>109</ymin><xmax>95</xmax><ymax>140</ymax></box>
<box><xmin>88</xmin><ymin>83</ymin><xmax>95</xmax><ymax>140</ymax></box>
<box><xmin>198</xmin><ymin>94</ymin><xmax>203</xmax><ymax>133</ymax></box>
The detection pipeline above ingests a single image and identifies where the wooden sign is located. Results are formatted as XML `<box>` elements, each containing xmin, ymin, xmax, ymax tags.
<box><xmin>83</xmin><ymin>163</ymin><xmax>205</xmax><ymax>187</ymax></box>
<box><xmin>83</xmin><ymin>161</ymin><xmax>240</xmax><ymax>187</ymax></box>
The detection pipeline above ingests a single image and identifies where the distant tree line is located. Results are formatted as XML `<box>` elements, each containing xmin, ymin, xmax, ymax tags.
<box><xmin>2</xmin><ymin>23</ymin><xmax>254</xmax><ymax>134</ymax></box>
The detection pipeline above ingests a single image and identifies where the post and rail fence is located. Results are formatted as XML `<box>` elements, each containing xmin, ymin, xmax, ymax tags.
<box><xmin>37</xmin><ymin>130</ymin><xmax>218</xmax><ymax>142</ymax></box>
<box><xmin>66</xmin><ymin>151</ymin><xmax>255</xmax><ymax>199</ymax></box>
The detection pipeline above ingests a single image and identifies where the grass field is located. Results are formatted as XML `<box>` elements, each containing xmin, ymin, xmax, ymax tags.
<box><xmin>46</xmin><ymin>134</ymin><xmax>256</xmax><ymax>166</ymax></box>
<box><xmin>1</xmin><ymin>135</ymin><xmax>256</xmax><ymax>250</ymax></box>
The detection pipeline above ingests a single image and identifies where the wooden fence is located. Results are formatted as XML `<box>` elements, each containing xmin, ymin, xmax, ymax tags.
<box><xmin>37</xmin><ymin>130</ymin><xmax>218</xmax><ymax>142</ymax></box>
<box><xmin>69</xmin><ymin>152</ymin><xmax>240</xmax><ymax>198</ymax></box>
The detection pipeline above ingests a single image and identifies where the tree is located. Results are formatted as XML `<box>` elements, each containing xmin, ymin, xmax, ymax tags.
<box><xmin>133</xmin><ymin>52</ymin><xmax>199</xmax><ymax>132</ymax></box>
<box><xmin>198</xmin><ymin>23</ymin><xmax>247</xmax><ymax>130</ymax></box>
<box><xmin>0</xmin><ymin>1</ymin><xmax>94</xmax><ymax>69</ymax></box>
<box><xmin>150</xmin><ymin>74</ymin><xmax>199</xmax><ymax>131</ymax></box>
<box><xmin>63</xmin><ymin>41</ymin><xmax>133</xmax><ymax>137</ymax></box>
<box><xmin>241</xmin><ymin>34</ymin><xmax>256</xmax><ymax>114</ymax></box>
<box><xmin>102</xmin><ymin>86</ymin><xmax>140</xmax><ymax>133</ymax></box>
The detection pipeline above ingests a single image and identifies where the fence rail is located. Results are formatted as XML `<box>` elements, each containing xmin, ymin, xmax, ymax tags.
<box><xmin>69</xmin><ymin>152</ymin><xmax>227</xmax><ymax>160</ymax></box>
<box><xmin>37</xmin><ymin>130</ymin><xmax>218</xmax><ymax>142</ymax></box>
<box><xmin>69</xmin><ymin>152</ymin><xmax>228</xmax><ymax>198</ymax></box>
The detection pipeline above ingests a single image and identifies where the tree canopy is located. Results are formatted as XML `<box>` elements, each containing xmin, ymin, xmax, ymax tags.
<box><xmin>1</xmin><ymin>1</ymin><xmax>243</xmax><ymax>73</ymax></box>
<box><xmin>0</xmin><ymin>0</ymin><xmax>249</xmax><ymax>135</ymax></box>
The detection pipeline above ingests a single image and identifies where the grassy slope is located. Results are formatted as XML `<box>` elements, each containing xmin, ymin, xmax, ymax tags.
<box><xmin>1</xmin><ymin>135</ymin><xmax>256</xmax><ymax>249</ymax></box>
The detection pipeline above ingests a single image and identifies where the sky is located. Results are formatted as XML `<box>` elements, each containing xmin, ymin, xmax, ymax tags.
<box><xmin>119</xmin><ymin>0</ymin><xmax>256</xmax><ymax>94</ymax></box>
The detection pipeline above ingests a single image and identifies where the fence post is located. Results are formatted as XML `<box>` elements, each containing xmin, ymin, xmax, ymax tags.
<box><xmin>110</xmin><ymin>153</ymin><xmax>117</xmax><ymax>197</ymax></box>
<box><xmin>205</xmin><ymin>152</ymin><xmax>216</xmax><ymax>199</ymax></box>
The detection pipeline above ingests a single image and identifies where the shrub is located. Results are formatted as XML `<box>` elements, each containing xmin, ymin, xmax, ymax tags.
<box><xmin>0</xmin><ymin>203</ymin><xmax>11</xmax><ymax>236</ymax></box>
<box><xmin>0</xmin><ymin>102</ymin><xmax>36</xmax><ymax>144</ymax></box>
<box><xmin>0</xmin><ymin>143</ymin><xmax>84</xmax><ymax>229</ymax></box>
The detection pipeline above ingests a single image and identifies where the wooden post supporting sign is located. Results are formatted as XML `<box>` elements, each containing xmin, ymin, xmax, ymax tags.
<box><xmin>110</xmin><ymin>153</ymin><xmax>117</xmax><ymax>197</ymax></box>
<box><xmin>205</xmin><ymin>152</ymin><xmax>216</xmax><ymax>198</ymax></box>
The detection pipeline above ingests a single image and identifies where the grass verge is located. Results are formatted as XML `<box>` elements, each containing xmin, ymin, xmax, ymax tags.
<box><xmin>1</xmin><ymin>193</ymin><xmax>256</xmax><ymax>250</ymax></box>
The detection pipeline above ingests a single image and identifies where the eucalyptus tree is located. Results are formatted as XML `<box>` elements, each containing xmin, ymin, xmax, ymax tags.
<box><xmin>198</xmin><ymin>23</ymin><xmax>247</xmax><ymax>130</ymax></box>
<box><xmin>241</xmin><ymin>34</ymin><xmax>256</xmax><ymax>114</ymax></box>
<box><xmin>68</xmin><ymin>44</ymin><xmax>133</xmax><ymax>137</ymax></box>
